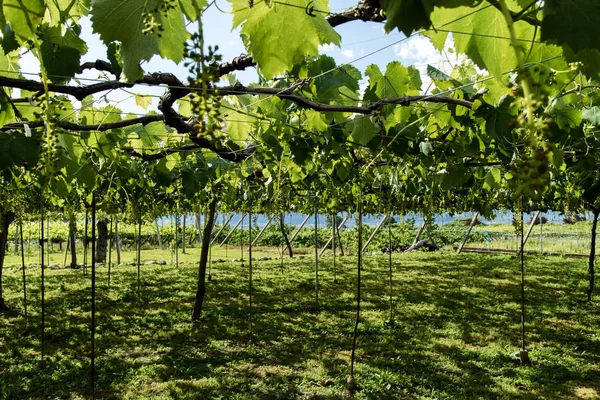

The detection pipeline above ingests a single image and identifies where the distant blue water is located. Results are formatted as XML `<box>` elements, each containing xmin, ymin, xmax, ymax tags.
<box><xmin>159</xmin><ymin>210</ymin><xmax>578</xmax><ymax>228</ymax></box>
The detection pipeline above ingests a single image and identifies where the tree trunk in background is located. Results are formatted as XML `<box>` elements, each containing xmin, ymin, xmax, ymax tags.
<box><xmin>0</xmin><ymin>210</ymin><xmax>16</xmax><ymax>311</ymax></box>
<box><xmin>192</xmin><ymin>199</ymin><xmax>217</xmax><ymax>321</ymax></box>
<box><xmin>587</xmin><ymin>209</ymin><xmax>599</xmax><ymax>301</ymax></box>
<box><xmin>96</xmin><ymin>219</ymin><xmax>108</xmax><ymax>263</ymax></box>
<box><xmin>279</xmin><ymin>213</ymin><xmax>293</xmax><ymax>258</ymax></box>
<box><xmin>69</xmin><ymin>212</ymin><xmax>77</xmax><ymax>268</ymax></box>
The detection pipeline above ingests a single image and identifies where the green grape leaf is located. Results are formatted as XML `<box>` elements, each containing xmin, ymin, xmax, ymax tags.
<box><xmin>542</xmin><ymin>0</ymin><xmax>600</xmax><ymax>54</ymax></box>
<box><xmin>480</xmin><ymin>94</ymin><xmax>517</xmax><ymax>139</ymax></box>
<box><xmin>381</xmin><ymin>0</ymin><xmax>478</xmax><ymax>36</ymax></box>
<box><xmin>364</xmin><ymin>62</ymin><xmax>422</xmax><ymax>102</ymax></box>
<box><xmin>177</xmin><ymin>98</ymin><xmax>191</xmax><ymax>116</ymax></box>
<box><xmin>307</xmin><ymin>56</ymin><xmax>361</xmax><ymax>97</ymax></box>
<box><xmin>181</xmin><ymin>168</ymin><xmax>200</xmax><ymax>198</ymax></box>
<box><xmin>231</xmin><ymin>0</ymin><xmax>341</xmax><ymax>79</ymax></box>
<box><xmin>178</xmin><ymin>0</ymin><xmax>207</xmax><ymax>21</ymax></box>
<box><xmin>225</xmin><ymin>110</ymin><xmax>254</xmax><ymax>142</ymax></box>
<box><xmin>1</xmin><ymin>24</ymin><xmax>20</xmax><ymax>53</ymax></box>
<box><xmin>428</xmin><ymin>3</ymin><xmax>540</xmax><ymax>82</ymax></box>
<box><xmin>583</xmin><ymin>106</ymin><xmax>600</xmax><ymax>125</ymax></box>
<box><xmin>419</xmin><ymin>140</ymin><xmax>433</xmax><ymax>156</ymax></box>
<box><xmin>90</xmin><ymin>0</ymin><xmax>188</xmax><ymax>81</ymax></box>
<box><xmin>2</xmin><ymin>0</ymin><xmax>45</xmax><ymax>42</ymax></box>
<box><xmin>45</xmin><ymin>0</ymin><xmax>88</xmax><ymax>26</ymax></box>
<box><xmin>135</xmin><ymin>94</ymin><xmax>153</xmax><ymax>110</ymax></box>
<box><xmin>106</xmin><ymin>42</ymin><xmax>123</xmax><ymax>76</ymax></box>
<box><xmin>39</xmin><ymin>26</ymin><xmax>88</xmax><ymax>83</ymax></box>
<box><xmin>351</xmin><ymin>117</ymin><xmax>377</xmax><ymax>146</ymax></box>
<box><xmin>483</xmin><ymin>168</ymin><xmax>502</xmax><ymax>191</ymax></box>
<box><xmin>563</xmin><ymin>46</ymin><xmax>600</xmax><ymax>79</ymax></box>
<box><xmin>427</xmin><ymin>64</ymin><xmax>463</xmax><ymax>90</ymax></box>
<box><xmin>0</xmin><ymin>131</ymin><xmax>40</xmax><ymax>170</ymax></box>
<box><xmin>438</xmin><ymin>166</ymin><xmax>470</xmax><ymax>191</ymax></box>
<box><xmin>304</xmin><ymin>109</ymin><xmax>328</xmax><ymax>131</ymax></box>
<box><xmin>49</xmin><ymin>175</ymin><xmax>70</xmax><ymax>198</ymax></box>
<box><xmin>40</xmin><ymin>44</ymin><xmax>81</xmax><ymax>84</ymax></box>
<box><xmin>548</xmin><ymin>97</ymin><xmax>582</xmax><ymax>130</ymax></box>
<box><xmin>0</xmin><ymin>90</ymin><xmax>15</xmax><ymax>126</ymax></box>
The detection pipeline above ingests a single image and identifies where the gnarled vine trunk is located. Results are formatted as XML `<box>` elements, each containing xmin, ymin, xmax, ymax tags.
<box><xmin>68</xmin><ymin>212</ymin><xmax>78</xmax><ymax>268</ymax></box>
<box><xmin>192</xmin><ymin>199</ymin><xmax>217</xmax><ymax>321</ymax></box>
<box><xmin>0</xmin><ymin>210</ymin><xmax>16</xmax><ymax>311</ymax></box>
<box><xmin>587</xmin><ymin>209</ymin><xmax>599</xmax><ymax>301</ymax></box>
<box><xmin>96</xmin><ymin>218</ymin><xmax>108</xmax><ymax>264</ymax></box>
<box><xmin>279</xmin><ymin>213</ymin><xmax>293</xmax><ymax>258</ymax></box>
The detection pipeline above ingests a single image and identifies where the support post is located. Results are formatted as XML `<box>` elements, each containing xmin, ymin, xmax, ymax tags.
<box><xmin>518</xmin><ymin>210</ymin><xmax>540</xmax><ymax>255</ymax></box>
<box><xmin>219</xmin><ymin>213</ymin><xmax>246</xmax><ymax>247</ymax></box>
<box><xmin>289</xmin><ymin>214</ymin><xmax>311</xmax><ymax>244</ymax></box>
<box><xmin>362</xmin><ymin>214</ymin><xmax>389</xmax><ymax>253</ymax></box>
<box><xmin>412</xmin><ymin>222</ymin><xmax>426</xmax><ymax>246</ymax></box>
<box><xmin>211</xmin><ymin>213</ymin><xmax>233</xmax><ymax>245</ymax></box>
<box><xmin>251</xmin><ymin>215</ymin><xmax>274</xmax><ymax>246</ymax></box>
<box><xmin>319</xmin><ymin>215</ymin><xmax>349</xmax><ymax>256</ymax></box>
<box><xmin>457</xmin><ymin>212</ymin><xmax>479</xmax><ymax>254</ymax></box>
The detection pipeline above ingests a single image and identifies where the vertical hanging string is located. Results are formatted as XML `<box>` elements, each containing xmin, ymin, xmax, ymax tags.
<box><xmin>90</xmin><ymin>192</ymin><xmax>97</xmax><ymax>399</ymax></box>
<box><xmin>332</xmin><ymin>214</ymin><xmax>337</xmax><ymax>284</ymax></box>
<box><xmin>46</xmin><ymin>214</ymin><xmax>50</xmax><ymax>267</ymax></box>
<box><xmin>519</xmin><ymin>196</ymin><xmax>529</xmax><ymax>364</ymax></box>
<box><xmin>40</xmin><ymin>198</ymin><xmax>45</xmax><ymax>366</ymax></box>
<box><xmin>314</xmin><ymin>197</ymin><xmax>319</xmax><ymax>312</ymax></box>
<box><xmin>108</xmin><ymin>216</ymin><xmax>113</xmax><ymax>287</ymax></box>
<box><xmin>175</xmin><ymin>213</ymin><xmax>180</xmax><ymax>268</ymax></box>
<box><xmin>20</xmin><ymin>221</ymin><xmax>27</xmax><ymax>330</ymax></box>
<box><xmin>347</xmin><ymin>193</ymin><xmax>362</xmax><ymax>394</ymax></box>
<box><xmin>84</xmin><ymin>209</ymin><xmax>89</xmax><ymax>275</ymax></box>
<box><xmin>280</xmin><ymin>212</ymin><xmax>284</xmax><ymax>271</ymax></box>
<box><xmin>388</xmin><ymin>221</ymin><xmax>393</xmax><ymax>324</ymax></box>
<box><xmin>208</xmin><ymin>212</ymin><xmax>212</xmax><ymax>281</ymax></box>
<box><xmin>241</xmin><ymin>215</ymin><xmax>244</xmax><ymax>267</ymax></box>
<box><xmin>248</xmin><ymin>206</ymin><xmax>253</xmax><ymax>344</ymax></box>
<box><xmin>137</xmin><ymin>209</ymin><xmax>142</xmax><ymax>293</ymax></box>
<box><xmin>224</xmin><ymin>214</ymin><xmax>228</xmax><ymax>259</ymax></box>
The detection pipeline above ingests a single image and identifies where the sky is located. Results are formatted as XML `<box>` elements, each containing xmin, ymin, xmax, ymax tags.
<box><xmin>18</xmin><ymin>0</ymin><xmax>459</xmax><ymax>116</ymax></box>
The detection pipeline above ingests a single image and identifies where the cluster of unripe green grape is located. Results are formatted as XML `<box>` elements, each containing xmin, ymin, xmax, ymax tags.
<box><xmin>36</xmin><ymin>95</ymin><xmax>65</xmax><ymax>182</ymax></box>
<box><xmin>184</xmin><ymin>30</ymin><xmax>225</xmax><ymax>143</ymax></box>
<box><xmin>508</xmin><ymin>68</ymin><xmax>556</xmax><ymax>198</ymax></box>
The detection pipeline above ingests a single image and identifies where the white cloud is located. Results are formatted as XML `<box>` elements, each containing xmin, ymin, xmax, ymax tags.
<box><xmin>392</xmin><ymin>35</ymin><xmax>467</xmax><ymax>93</ymax></box>
<box><xmin>318</xmin><ymin>43</ymin><xmax>335</xmax><ymax>53</ymax></box>
<box><xmin>393</xmin><ymin>35</ymin><xmax>440</xmax><ymax>65</ymax></box>
<box><xmin>340</xmin><ymin>49</ymin><xmax>355</xmax><ymax>58</ymax></box>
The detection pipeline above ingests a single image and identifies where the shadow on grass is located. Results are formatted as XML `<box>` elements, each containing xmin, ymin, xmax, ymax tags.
<box><xmin>1</xmin><ymin>251</ymin><xmax>599</xmax><ymax>399</ymax></box>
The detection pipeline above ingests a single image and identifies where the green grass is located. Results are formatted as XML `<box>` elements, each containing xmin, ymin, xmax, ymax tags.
<box><xmin>1</xmin><ymin>248</ymin><xmax>600</xmax><ymax>399</ymax></box>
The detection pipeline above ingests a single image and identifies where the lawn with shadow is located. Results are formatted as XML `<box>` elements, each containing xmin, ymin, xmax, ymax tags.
<box><xmin>1</xmin><ymin>249</ymin><xmax>599</xmax><ymax>399</ymax></box>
